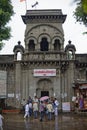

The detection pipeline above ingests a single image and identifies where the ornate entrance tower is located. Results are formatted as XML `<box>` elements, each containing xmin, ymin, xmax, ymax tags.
<box><xmin>21</xmin><ymin>9</ymin><xmax>67</xmax><ymax>99</ymax></box>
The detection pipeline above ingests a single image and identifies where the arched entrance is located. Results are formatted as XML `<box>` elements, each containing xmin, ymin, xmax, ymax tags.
<box><xmin>36</xmin><ymin>78</ymin><xmax>53</xmax><ymax>97</ymax></box>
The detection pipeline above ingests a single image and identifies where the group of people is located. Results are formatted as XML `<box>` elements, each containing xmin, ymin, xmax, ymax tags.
<box><xmin>22</xmin><ymin>96</ymin><xmax>59</xmax><ymax>121</ymax></box>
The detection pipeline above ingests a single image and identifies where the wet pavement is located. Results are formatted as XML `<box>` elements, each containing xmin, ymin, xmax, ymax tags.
<box><xmin>2</xmin><ymin>113</ymin><xmax>87</xmax><ymax>130</ymax></box>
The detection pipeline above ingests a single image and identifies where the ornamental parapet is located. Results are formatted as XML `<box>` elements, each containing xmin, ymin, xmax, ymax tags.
<box><xmin>23</xmin><ymin>51</ymin><xmax>66</xmax><ymax>61</ymax></box>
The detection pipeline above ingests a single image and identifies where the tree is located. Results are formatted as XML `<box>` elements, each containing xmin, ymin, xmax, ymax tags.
<box><xmin>0</xmin><ymin>0</ymin><xmax>14</xmax><ymax>50</ymax></box>
<box><xmin>82</xmin><ymin>0</ymin><xmax>87</xmax><ymax>14</ymax></box>
<box><xmin>74</xmin><ymin>0</ymin><xmax>87</xmax><ymax>29</ymax></box>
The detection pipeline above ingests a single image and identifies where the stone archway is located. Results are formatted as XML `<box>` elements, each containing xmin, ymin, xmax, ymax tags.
<box><xmin>36</xmin><ymin>78</ymin><xmax>53</xmax><ymax>97</ymax></box>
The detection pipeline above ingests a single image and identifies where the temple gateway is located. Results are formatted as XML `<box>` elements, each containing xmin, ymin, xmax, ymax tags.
<box><xmin>0</xmin><ymin>9</ymin><xmax>87</xmax><ymax>111</ymax></box>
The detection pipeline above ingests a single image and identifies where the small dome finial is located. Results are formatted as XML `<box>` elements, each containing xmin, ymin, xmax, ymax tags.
<box><xmin>68</xmin><ymin>40</ymin><xmax>71</xmax><ymax>44</ymax></box>
<box><xmin>18</xmin><ymin>41</ymin><xmax>21</xmax><ymax>45</ymax></box>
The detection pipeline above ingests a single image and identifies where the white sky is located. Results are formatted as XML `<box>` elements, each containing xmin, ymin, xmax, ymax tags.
<box><xmin>0</xmin><ymin>0</ymin><xmax>87</xmax><ymax>54</ymax></box>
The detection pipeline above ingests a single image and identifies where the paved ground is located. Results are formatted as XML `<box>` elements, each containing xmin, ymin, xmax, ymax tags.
<box><xmin>2</xmin><ymin>112</ymin><xmax>87</xmax><ymax>130</ymax></box>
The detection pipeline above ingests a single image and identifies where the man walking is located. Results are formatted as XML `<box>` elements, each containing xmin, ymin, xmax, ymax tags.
<box><xmin>54</xmin><ymin>98</ymin><xmax>59</xmax><ymax>116</ymax></box>
<box><xmin>24</xmin><ymin>102</ymin><xmax>29</xmax><ymax>119</ymax></box>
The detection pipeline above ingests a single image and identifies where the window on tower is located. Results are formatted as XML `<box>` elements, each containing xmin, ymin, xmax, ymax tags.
<box><xmin>40</xmin><ymin>37</ymin><xmax>49</xmax><ymax>51</ymax></box>
<box><xmin>28</xmin><ymin>40</ymin><xmax>35</xmax><ymax>51</ymax></box>
<box><xmin>54</xmin><ymin>39</ymin><xmax>60</xmax><ymax>51</ymax></box>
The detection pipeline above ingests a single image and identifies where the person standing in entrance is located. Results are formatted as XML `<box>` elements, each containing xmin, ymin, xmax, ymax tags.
<box><xmin>0</xmin><ymin>112</ymin><xmax>4</xmax><ymax>130</ymax></box>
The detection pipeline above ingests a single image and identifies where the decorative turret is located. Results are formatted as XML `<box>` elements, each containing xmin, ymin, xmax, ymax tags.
<box><xmin>13</xmin><ymin>41</ymin><xmax>24</xmax><ymax>60</ymax></box>
<box><xmin>65</xmin><ymin>40</ymin><xmax>76</xmax><ymax>60</ymax></box>
<box><xmin>65</xmin><ymin>40</ymin><xmax>76</xmax><ymax>52</ymax></box>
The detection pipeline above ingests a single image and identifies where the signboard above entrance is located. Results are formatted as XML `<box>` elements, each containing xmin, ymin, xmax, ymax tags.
<box><xmin>34</xmin><ymin>69</ymin><xmax>56</xmax><ymax>77</ymax></box>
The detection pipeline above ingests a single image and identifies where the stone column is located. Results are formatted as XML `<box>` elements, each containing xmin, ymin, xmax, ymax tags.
<box><xmin>22</xmin><ymin>70</ymin><xmax>26</xmax><ymax>100</ymax></box>
<box><xmin>21</xmin><ymin>69</ymin><xmax>29</xmax><ymax>101</ymax></box>
<box><xmin>25</xmin><ymin>69</ymin><xmax>29</xmax><ymax>99</ymax></box>
<box><xmin>15</xmin><ymin>62</ymin><xmax>21</xmax><ymax>108</ymax></box>
<box><xmin>68</xmin><ymin>61</ymin><xmax>75</xmax><ymax>100</ymax></box>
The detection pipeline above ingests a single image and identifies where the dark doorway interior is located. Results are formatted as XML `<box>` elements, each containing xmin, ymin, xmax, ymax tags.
<box><xmin>0</xmin><ymin>99</ymin><xmax>5</xmax><ymax>109</ymax></box>
<box><xmin>41</xmin><ymin>91</ymin><xmax>49</xmax><ymax>97</ymax></box>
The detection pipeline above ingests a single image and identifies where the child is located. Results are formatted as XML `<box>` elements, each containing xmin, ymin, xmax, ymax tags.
<box><xmin>0</xmin><ymin>113</ymin><xmax>4</xmax><ymax>130</ymax></box>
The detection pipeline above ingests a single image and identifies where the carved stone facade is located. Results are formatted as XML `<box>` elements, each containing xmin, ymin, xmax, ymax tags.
<box><xmin>0</xmin><ymin>9</ymin><xmax>87</xmax><ymax>110</ymax></box>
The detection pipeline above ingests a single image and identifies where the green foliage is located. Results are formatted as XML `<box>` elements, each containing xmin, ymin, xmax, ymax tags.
<box><xmin>74</xmin><ymin>0</ymin><xmax>87</xmax><ymax>26</ymax></box>
<box><xmin>0</xmin><ymin>41</ymin><xmax>4</xmax><ymax>50</ymax></box>
<box><xmin>0</xmin><ymin>0</ymin><xmax>14</xmax><ymax>50</ymax></box>
<box><xmin>82</xmin><ymin>0</ymin><xmax>87</xmax><ymax>14</ymax></box>
<box><xmin>73</xmin><ymin>0</ymin><xmax>87</xmax><ymax>34</ymax></box>
<box><xmin>74</xmin><ymin>4</ymin><xmax>87</xmax><ymax>26</ymax></box>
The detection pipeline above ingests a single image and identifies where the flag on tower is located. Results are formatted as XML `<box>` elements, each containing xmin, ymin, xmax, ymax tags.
<box><xmin>32</xmin><ymin>1</ymin><xmax>38</xmax><ymax>8</ymax></box>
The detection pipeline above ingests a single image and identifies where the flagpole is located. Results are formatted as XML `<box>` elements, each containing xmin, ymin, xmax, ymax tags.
<box><xmin>25</xmin><ymin>0</ymin><xmax>27</xmax><ymax>12</ymax></box>
<box><xmin>32</xmin><ymin>1</ymin><xmax>38</xmax><ymax>9</ymax></box>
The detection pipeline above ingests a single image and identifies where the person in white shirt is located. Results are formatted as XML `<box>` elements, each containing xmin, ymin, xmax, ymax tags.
<box><xmin>54</xmin><ymin>98</ymin><xmax>59</xmax><ymax>116</ymax></box>
<box><xmin>0</xmin><ymin>113</ymin><xmax>4</xmax><ymax>130</ymax></box>
<box><xmin>33</xmin><ymin>102</ymin><xmax>38</xmax><ymax>119</ymax></box>
<box><xmin>24</xmin><ymin>102</ymin><xmax>29</xmax><ymax>119</ymax></box>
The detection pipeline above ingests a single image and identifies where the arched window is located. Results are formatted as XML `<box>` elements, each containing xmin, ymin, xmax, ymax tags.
<box><xmin>28</xmin><ymin>40</ymin><xmax>35</xmax><ymax>51</ymax></box>
<box><xmin>17</xmin><ymin>52</ymin><xmax>22</xmax><ymax>61</ymax></box>
<box><xmin>54</xmin><ymin>39</ymin><xmax>60</xmax><ymax>51</ymax></box>
<box><xmin>40</xmin><ymin>37</ymin><xmax>49</xmax><ymax>51</ymax></box>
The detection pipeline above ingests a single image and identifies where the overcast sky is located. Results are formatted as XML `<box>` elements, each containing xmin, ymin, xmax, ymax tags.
<box><xmin>0</xmin><ymin>0</ymin><xmax>87</xmax><ymax>54</ymax></box>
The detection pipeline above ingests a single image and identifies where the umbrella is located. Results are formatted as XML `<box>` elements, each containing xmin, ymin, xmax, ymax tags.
<box><xmin>40</xmin><ymin>96</ymin><xmax>49</xmax><ymax>101</ymax></box>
